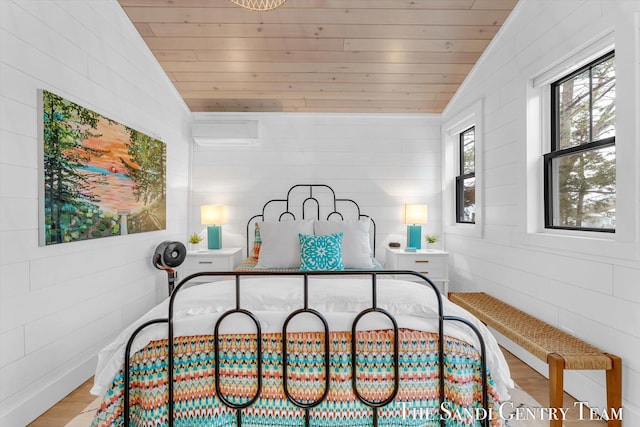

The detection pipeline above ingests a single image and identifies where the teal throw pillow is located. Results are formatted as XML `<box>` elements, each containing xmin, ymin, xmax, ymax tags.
<box><xmin>299</xmin><ymin>232</ymin><xmax>344</xmax><ymax>271</ymax></box>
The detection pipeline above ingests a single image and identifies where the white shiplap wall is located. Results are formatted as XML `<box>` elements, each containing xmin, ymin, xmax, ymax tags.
<box><xmin>188</xmin><ymin>113</ymin><xmax>443</xmax><ymax>263</ymax></box>
<box><xmin>0</xmin><ymin>1</ymin><xmax>191</xmax><ymax>425</ymax></box>
<box><xmin>443</xmin><ymin>0</ymin><xmax>640</xmax><ymax>425</ymax></box>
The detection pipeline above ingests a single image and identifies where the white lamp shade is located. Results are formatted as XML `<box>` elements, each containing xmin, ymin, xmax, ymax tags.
<box><xmin>403</xmin><ymin>204</ymin><xmax>428</xmax><ymax>225</ymax></box>
<box><xmin>201</xmin><ymin>205</ymin><xmax>226</xmax><ymax>225</ymax></box>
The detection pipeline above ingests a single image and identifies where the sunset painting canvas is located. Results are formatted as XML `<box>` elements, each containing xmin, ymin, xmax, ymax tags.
<box><xmin>39</xmin><ymin>90</ymin><xmax>166</xmax><ymax>245</ymax></box>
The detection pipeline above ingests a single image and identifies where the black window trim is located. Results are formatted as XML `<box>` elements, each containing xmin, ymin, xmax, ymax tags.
<box><xmin>456</xmin><ymin>126</ymin><xmax>475</xmax><ymax>224</ymax></box>
<box><xmin>544</xmin><ymin>50</ymin><xmax>615</xmax><ymax>233</ymax></box>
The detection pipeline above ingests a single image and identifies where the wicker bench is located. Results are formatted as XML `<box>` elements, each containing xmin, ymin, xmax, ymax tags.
<box><xmin>449</xmin><ymin>292</ymin><xmax>622</xmax><ymax>427</ymax></box>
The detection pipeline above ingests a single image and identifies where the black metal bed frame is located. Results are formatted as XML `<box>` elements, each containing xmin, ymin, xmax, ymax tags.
<box><xmin>245</xmin><ymin>184</ymin><xmax>377</xmax><ymax>257</ymax></box>
<box><xmin>124</xmin><ymin>270</ymin><xmax>489</xmax><ymax>427</ymax></box>
<box><xmin>122</xmin><ymin>185</ymin><xmax>489</xmax><ymax>426</ymax></box>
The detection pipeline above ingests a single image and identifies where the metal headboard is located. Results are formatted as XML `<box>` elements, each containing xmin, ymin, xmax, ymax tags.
<box><xmin>245</xmin><ymin>184</ymin><xmax>376</xmax><ymax>257</ymax></box>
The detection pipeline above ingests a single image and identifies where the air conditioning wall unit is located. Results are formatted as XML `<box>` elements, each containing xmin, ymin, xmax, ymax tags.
<box><xmin>192</xmin><ymin>118</ymin><xmax>259</xmax><ymax>146</ymax></box>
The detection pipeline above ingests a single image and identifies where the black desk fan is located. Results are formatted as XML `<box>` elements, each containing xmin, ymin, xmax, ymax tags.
<box><xmin>153</xmin><ymin>241</ymin><xmax>187</xmax><ymax>294</ymax></box>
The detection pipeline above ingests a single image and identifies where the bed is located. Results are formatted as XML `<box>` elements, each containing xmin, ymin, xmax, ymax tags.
<box><xmin>89</xmin><ymin>185</ymin><xmax>514</xmax><ymax>427</ymax></box>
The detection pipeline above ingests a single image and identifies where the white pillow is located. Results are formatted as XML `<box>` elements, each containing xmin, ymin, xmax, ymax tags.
<box><xmin>314</xmin><ymin>219</ymin><xmax>375</xmax><ymax>268</ymax></box>
<box><xmin>256</xmin><ymin>220</ymin><xmax>314</xmax><ymax>268</ymax></box>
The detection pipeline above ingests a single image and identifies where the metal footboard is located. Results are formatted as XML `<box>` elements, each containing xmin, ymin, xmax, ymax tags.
<box><xmin>123</xmin><ymin>270</ymin><xmax>489</xmax><ymax>427</ymax></box>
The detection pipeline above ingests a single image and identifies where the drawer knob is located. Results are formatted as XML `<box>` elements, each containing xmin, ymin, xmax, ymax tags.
<box><xmin>198</xmin><ymin>261</ymin><xmax>214</xmax><ymax>264</ymax></box>
<box><xmin>414</xmin><ymin>260</ymin><xmax>430</xmax><ymax>263</ymax></box>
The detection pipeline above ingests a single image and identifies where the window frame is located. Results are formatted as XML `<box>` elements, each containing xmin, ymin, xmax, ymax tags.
<box><xmin>521</xmin><ymin>30</ymin><xmax>639</xmax><ymax>261</ymax></box>
<box><xmin>543</xmin><ymin>50</ymin><xmax>616</xmax><ymax>233</ymax></box>
<box><xmin>442</xmin><ymin>99</ymin><xmax>483</xmax><ymax>238</ymax></box>
<box><xmin>456</xmin><ymin>126</ymin><xmax>476</xmax><ymax>224</ymax></box>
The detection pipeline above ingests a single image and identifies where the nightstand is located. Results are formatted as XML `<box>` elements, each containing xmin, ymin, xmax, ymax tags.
<box><xmin>180</xmin><ymin>248</ymin><xmax>243</xmax><ymax>283</ymax></box>
<box><xmin>385</xmin><ymin>247</ymin><xmax>449</xmax><ymax>296</ymax></box>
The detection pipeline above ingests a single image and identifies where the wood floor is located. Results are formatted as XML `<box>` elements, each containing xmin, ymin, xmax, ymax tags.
<box><xmin>501</xmin><ymin>349</ymin><xmax>607</xmax><ymax>427</ymax></box>
<box><xmin>28</xmin><ymin>377</ymin><xmax>95</xmax><ymax>427</ymax></box>
<box><xmin>29</xmin><ymin>347</ymin><xmax>607</xmax><ymax>426</ymax></box>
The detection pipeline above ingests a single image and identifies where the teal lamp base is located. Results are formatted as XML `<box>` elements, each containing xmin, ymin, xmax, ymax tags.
<box><xmin>406</xmin><ymin>225</ymin><xmax>422</xmax><ymax>250</ymax></box>
<box><xmin>207</xmin><ymin>225</ymin><xmax>222</xmax><ymax>249</ymax></box>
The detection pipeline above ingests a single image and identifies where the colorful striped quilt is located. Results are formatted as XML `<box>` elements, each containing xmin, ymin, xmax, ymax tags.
<box><xmin>91</xmin><ymin>329</ymin><xmax>503</xmax><ymax>427</ymax></box>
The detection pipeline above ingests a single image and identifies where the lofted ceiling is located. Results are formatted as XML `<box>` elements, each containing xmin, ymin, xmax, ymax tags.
<box><xmin>118</xmin><ymin>0</ymin><xmax>518</xmax><ymax>114</ymax></box>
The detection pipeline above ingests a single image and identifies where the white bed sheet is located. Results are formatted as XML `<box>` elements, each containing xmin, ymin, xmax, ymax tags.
<box><xmin>91</xmin><ymin>277</ymin><xmax>514</xmax><ymax>399</ymax></box>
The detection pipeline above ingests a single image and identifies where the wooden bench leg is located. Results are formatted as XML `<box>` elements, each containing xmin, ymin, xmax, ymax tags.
<box><xmin>605</xmin><ymin>354</ymin><xmax>622</xmax><ymax>427</ymax></box>
<box><xmin>547</xmin><ymin>353</ymin><xmax>564</xmax><ymax>427</ymax></box>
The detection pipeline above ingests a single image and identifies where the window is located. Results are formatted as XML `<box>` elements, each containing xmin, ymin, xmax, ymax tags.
<box><xmin>544</xmin><ymin>51</ymin><xmax>615</xmax><ymax>232</ymax></box>
<box><xmin>456</xmin><ymin>127</ymin><xmax>475</xmax><ymax>223</ymax></box>
<box><xmin>443</xmin><ymin>99</ymin><xmax>482</xmax><ymax>237</ymax></box>
<box><xmin>524</xmin><ymin>33</ymin><xmax>636</xmax><ymax>259</ymax></box>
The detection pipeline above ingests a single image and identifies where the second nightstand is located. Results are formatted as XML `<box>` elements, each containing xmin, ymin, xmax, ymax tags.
<box><xmin>180</xmin><ymin>247</ymin><xmax>243</xmax><ymax>283</ymax></box>
<box><xmin>385</xmin><ymin>247</ymin><xmax>449</xmax><ymax>296</ymax></box>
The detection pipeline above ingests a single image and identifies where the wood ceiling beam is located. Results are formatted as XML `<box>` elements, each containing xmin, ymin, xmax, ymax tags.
<box><xmin>123</xmin><ymin>8</ymin><xmax>512</xmax><ymax>26</ymax></box>
<box><xmin>170</xmin><ymin>72</ymin><xmax>467</xmax><ymax>84</ymax></box>
<box><xmin>158</xmin><ymin>61</ymin><xmax>474</xmax><ymax>74</ymax></box>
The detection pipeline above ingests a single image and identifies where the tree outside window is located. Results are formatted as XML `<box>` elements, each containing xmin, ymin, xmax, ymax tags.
<box><xmin>545</xmin><ymin>51</ymin><xmax>615</xmax><ymax>232</ymax></box>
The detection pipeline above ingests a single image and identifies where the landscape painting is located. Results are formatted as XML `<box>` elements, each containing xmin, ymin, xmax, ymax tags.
<box><xmin>39</xmin><ymin>90</ymin><xmax>166</xmax><ymax>245</ymax></box>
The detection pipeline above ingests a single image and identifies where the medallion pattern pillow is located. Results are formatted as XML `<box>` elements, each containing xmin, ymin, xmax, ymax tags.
<box><xmin>299</xmin><ymin>232</ymin><xmax>344</xmax><ymax>271</ymax></box>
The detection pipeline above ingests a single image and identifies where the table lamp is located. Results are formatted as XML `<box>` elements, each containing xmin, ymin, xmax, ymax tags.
<box><xmin>201</xmin><ymin>204</ymin><xmax>226</xmax><ymax>250</ymax></box>
<box><xmin>403</xmin><ymin>204</ymin><xmax>428</xmax><ymax>250</ymax></box>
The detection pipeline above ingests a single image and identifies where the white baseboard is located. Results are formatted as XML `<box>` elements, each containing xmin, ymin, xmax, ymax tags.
<box><xmin>0</xmin><ymin>355</ymin><xmax>96</xmax><ymax>427</ymax></box>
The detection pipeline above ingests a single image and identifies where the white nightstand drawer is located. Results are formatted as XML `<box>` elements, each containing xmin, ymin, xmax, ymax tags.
<box><xmin>385</xmin><ymin>247</ymin><xmax>449</xmax><ymax>296</ymax></box>
<box><xmin>180</xmin><ymin>248</ymin><xmax>243</xmax><ymax>282</ymax></box>
<box><xmin>395</xmin><ymin>254</ymin><xmax>445</xmax><ymax>278</ymax></box>
<box><xmin>182</xmin><ymin>256</ymin><xmax>230</xmax><ymax>273</ymax></box>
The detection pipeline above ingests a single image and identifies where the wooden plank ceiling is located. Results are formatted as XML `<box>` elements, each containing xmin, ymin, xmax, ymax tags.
<box><xmin>118</xmin><ymin>0</ymin><xmax>518</xmax><ymax>113</ymax></box>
